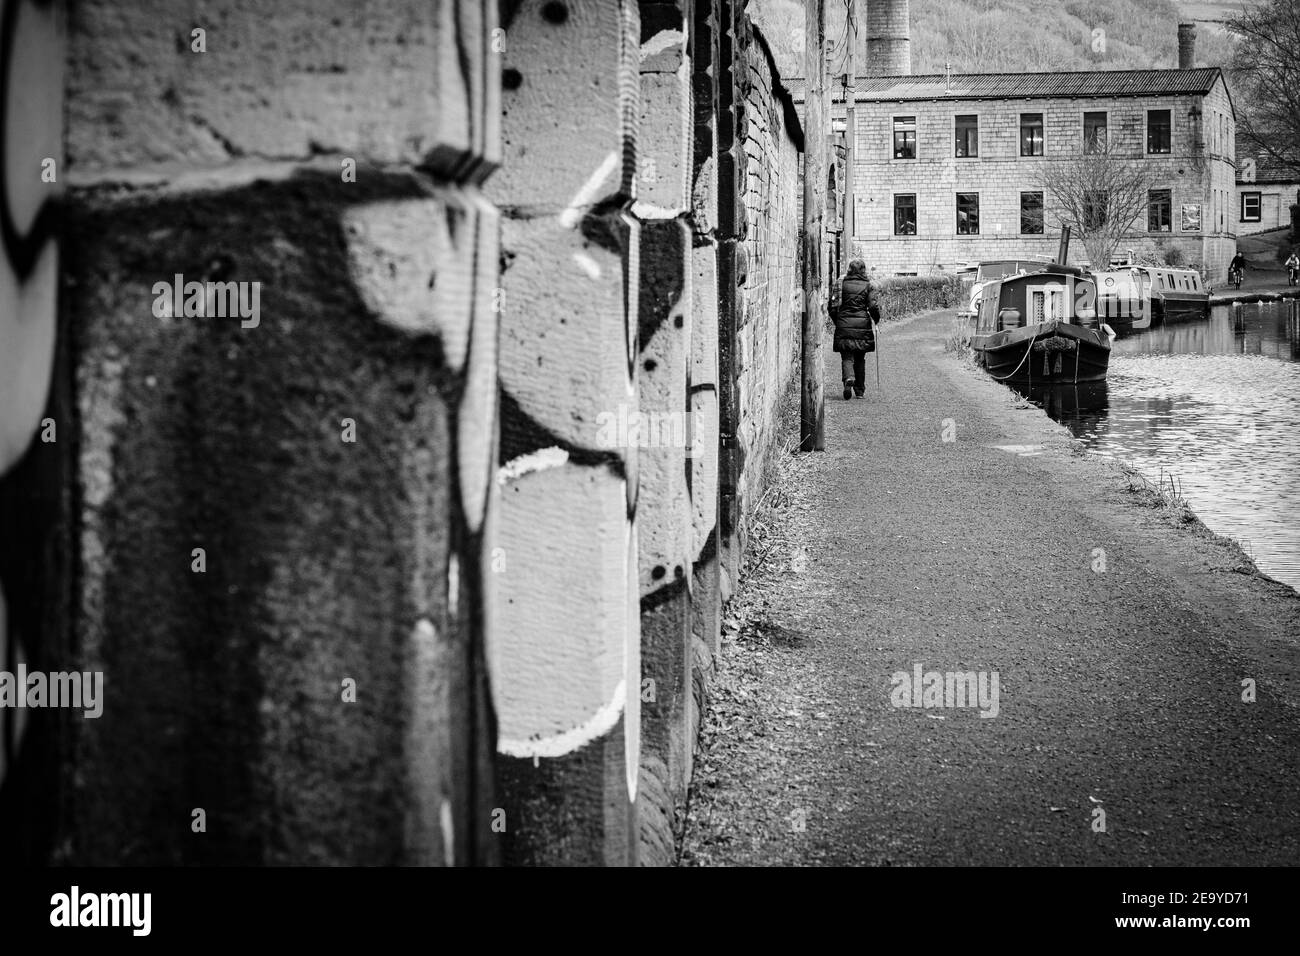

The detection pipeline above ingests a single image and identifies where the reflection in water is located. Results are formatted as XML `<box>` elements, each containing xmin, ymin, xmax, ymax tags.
<box><xmin>1017</xmin><ymin>300</ymin><xmax>1300</xmax><ymax>592</ymax></box>
<box><xmin>1008</xmin><ymin>380</ymin><xmax>1110</xmax><ymax>434</ymax></box>
<box><xmin>1114</xmin><ymin>298</ymin><xmax>1300</xmax><ymax>362</ymax></box>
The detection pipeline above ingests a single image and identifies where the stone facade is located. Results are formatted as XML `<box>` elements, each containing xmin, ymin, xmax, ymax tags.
<box><xmin>839</xmin><ymin>72</ymin><xmax>1238</xmax><ymax>282</ymax></box>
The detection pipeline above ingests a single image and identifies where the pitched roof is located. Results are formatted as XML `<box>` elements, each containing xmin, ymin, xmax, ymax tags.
<box><xmin>792</xmin><ymin>68</ymin><xmax>1224</xmax><ymax>104</ymax></box>
<box><xmin>1235</xmin><ymin>148</ymin><xmax>1300</xmax><ymax>184</ymax></box>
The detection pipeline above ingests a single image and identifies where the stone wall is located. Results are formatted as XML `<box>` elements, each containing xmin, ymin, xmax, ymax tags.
<box><xmin>0</xmin><ymin>0</ymin><xmax>505</xmax><ymax>865</ymax></box>
<box><xmin>0</xmin><ymin>0</ymin><xmax>804</xmax><ymax>867</ymax></box>
<box><xmin>718</xmin><ymin>14</ymin><xmax>804</xmax><ymax>599</ymax></box>
<box><xmin>732</xmin><ymin>31</ymin><xmax>802</xmax><ymax>577</ymax></box>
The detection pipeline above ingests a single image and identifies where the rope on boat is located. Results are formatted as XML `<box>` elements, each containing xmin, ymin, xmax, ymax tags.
<box><xmin>987</xmin><ymin>330</ymin><xmax>1039</xmax><ymax>381</ymax></box>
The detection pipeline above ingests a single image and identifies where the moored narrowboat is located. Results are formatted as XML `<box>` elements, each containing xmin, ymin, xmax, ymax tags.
<box><xmin>970</xmin><ymin>266</ymin><xmax>1114</xmax><ymax>384</ymax></box>
<box><xmin>1093</xmin><ymin>265</ymin><xmax>1210</xmax><ymax>335</ymax></box>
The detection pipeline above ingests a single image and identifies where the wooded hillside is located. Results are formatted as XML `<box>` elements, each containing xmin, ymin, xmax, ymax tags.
<box><xmin>752</xmin><ymin>0</ymin><xmax>1244</xmax><ymax>79</ymax></box>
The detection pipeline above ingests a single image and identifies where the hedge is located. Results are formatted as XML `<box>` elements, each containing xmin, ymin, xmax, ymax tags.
<box><xmin>870</xmin><ymin>274</ymin><xmax>965</xmax><ymax>321</ymax></box>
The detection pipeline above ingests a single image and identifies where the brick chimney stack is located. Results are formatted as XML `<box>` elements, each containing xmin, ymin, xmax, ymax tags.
<box><xmin>1178</xmin><ymin>22</ymin><xmax>1196</xmax><ymax>70</ymax></box>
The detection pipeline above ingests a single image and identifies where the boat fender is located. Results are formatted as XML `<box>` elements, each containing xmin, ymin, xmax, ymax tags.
<box><xmin>1100</xmin><ymin>322</ymin><xmax>1116</xmax><ymax>342</ymax></box>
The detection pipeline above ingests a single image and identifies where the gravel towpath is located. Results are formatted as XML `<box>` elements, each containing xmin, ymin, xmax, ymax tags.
<box><xmin>682</xmin><ymin>308</ymin><xmax>1300</xmax><ymax>866</ymax></box>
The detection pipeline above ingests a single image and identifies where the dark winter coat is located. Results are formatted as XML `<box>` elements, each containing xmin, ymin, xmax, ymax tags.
<box><xmin>831</xmin><ymin>275</ymin><xmax>879</xmax><ymax>353</ymax></box>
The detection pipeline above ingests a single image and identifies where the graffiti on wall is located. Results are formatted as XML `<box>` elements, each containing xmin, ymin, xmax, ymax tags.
<box><xmin>490</xmin><ymin>1</ymin><xmax>644</xmax><ymax>865</ymax></box>
<box><xmin>0</xmin><ymin>0</ymin><xmax>61</xmax><ymax>788</ymax></box>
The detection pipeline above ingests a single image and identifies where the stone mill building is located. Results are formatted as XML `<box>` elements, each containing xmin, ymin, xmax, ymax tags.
<box><xmin>802</xmin><ymin>8</ymin><xmax>1239</xmax><ymax>281</ymax></box>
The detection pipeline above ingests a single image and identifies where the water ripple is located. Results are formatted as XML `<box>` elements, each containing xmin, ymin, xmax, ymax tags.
<box><xmin>1021</xmin><ymin>301</ymin><xmax>1300</xmax><ymax>591</ymax></box>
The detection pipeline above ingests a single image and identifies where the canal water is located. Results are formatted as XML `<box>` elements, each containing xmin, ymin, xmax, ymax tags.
<box><xmin>1012</xmin><ymin>299</ymin><xmax>1300</xmax><ymax>592</ymax></box>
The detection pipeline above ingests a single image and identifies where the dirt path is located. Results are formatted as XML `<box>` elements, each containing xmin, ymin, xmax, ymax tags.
<box><xmin>682</xmin><ymin>309</ymin><xmax>1300</xmax><ymax>866</ymax></box>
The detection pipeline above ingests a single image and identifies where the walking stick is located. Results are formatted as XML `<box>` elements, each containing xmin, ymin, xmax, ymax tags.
<box><xmin>873</xmin><ymin>317</ymin><xmax>880</xmax><ymax>390</ymax></box>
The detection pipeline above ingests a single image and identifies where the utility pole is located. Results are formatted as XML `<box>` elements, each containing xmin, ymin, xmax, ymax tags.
<box><xmin>840</xmin><ymin>0</ymin><xmax>858</xmax><ymax>276</ymax></box>
<box><xmin>800</xmin><ymin>0</ymin><xmax>826</xmax><ymax>452</ymax></box>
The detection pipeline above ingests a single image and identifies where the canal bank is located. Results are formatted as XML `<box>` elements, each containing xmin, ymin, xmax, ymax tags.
<box><xmin>1050</xmin><ymin>298</ymin><xmax>1300</xmax><ymax>591</ymax></box>
<box><xmin>1209</xmin><ymin>285</ymin><xmax>1300</xmax><ymax>306</ymax></box>
<box><xmin>683</xmin><ymin>307</ymin><xmax>1300</xmax><ymax>866</ymax></box>
<box><xmin>1208</xmin><ymin>270</ymin><xmax>1300</xmax><ymax>306</ymax></box>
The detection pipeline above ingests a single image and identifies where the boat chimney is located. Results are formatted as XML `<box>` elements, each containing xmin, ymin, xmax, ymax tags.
<box><xmin>1178</xmin><ymin>23</ymin><xmax>1196</xmax><ymax>70</ymax></box>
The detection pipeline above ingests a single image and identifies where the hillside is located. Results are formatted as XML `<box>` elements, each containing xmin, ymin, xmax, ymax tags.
<box><xmin>752</xmin><ymin>0</ymin><xmax>1249</xmax><ymax>79</ymax></box>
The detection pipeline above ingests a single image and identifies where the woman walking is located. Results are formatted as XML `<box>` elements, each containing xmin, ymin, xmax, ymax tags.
<box><xmin>830</xmin><ymin>259</ymin><xmax>878</xmax><ymax>399</ymax></box>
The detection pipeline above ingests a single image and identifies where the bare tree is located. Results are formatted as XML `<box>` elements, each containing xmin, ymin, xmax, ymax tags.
<box><xmin>1230</xmin><ymin>0</ymin><xmax>1300</xmax><ymax>175</ymax></box>
<box><xmin>1035</xmin><ymin>137</ymin><xmax>1157</xmax><ymax>269</ymax></box>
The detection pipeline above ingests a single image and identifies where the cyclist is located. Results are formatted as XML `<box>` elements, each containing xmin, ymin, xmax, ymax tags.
<box><xmin>1228</xmin><ymin>251</ymin><xmax>1246</xmax><ymax>286</ymax></box>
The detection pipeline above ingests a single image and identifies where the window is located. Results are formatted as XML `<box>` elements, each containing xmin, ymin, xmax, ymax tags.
<box><xmin>1148</xmin><ymin>189</ymin><xmax>1172</xmax><ymax>232</ymax></box>
<box><xmin>1020</xmin><ymin>113</ymin><xmax>1044</xmax><ymax>156</ymax></box>
<box><xmin>1083</xmin><ymin>190</ymin><xmax>1108</xmax><ymax>230</ymax></box>
<box><xmin>1147</xmin><ymin>109</ymin><xmax>1171</xmax><ymax>154</ymax></box>
<box><xmin>1241</xmin><ymin>192</ymin><xmax>1261</xmax><ymax>222</ymax></box>
<box><xmin>1020</xmin><ymin>191</ymin><xmax>1044</xmax><ymax>234</ymax></box>
<box><xmin>955</xmin><ymin>114</ymin><xmax>978</xmax><ymax>157</ymax></box>
<box><xmin>893</xmin><ymin>116</ymin><xmax>917</xmax><ymax>159</ymax></box>
<box><xmin>894</xmin><ymin>194</ymin><xmax>917</xmax><ymax>235</ymax></box>
<box><xmin>957</xmin><ymin>193</ymin><xmax>980</xmax><ymax>235</ymax></box>
<box><xmin>1083</xmin><ymin>111</ymin><xmax>1107</xmax><ymax>153</ymax></box>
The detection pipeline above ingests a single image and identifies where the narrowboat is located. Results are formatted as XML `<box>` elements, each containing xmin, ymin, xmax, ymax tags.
<box><xmin>970</xmin><ymin>265</ymin><xmax>1114</xmax><ymax>384</ymax></box>
<box><xmin>1092</xmin><ymin>265</ymin><xmax>1210</xmax><ymax>335</ymax></box>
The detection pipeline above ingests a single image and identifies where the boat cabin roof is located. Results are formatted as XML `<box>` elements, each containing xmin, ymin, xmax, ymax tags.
<box><xmin>975</xmin><ymin>259</ymin><xmax>1049</xmax><ymax>281</ymax></box>
<box><xmin>995</xmin><ymin>269</ymin><xmax>1093</xmax><ymax>291</ymax></box>
<box><xmin>1093</xmin><ymin>265</ymin><xmax>1205</xmax><ymax>293</ymax></box>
